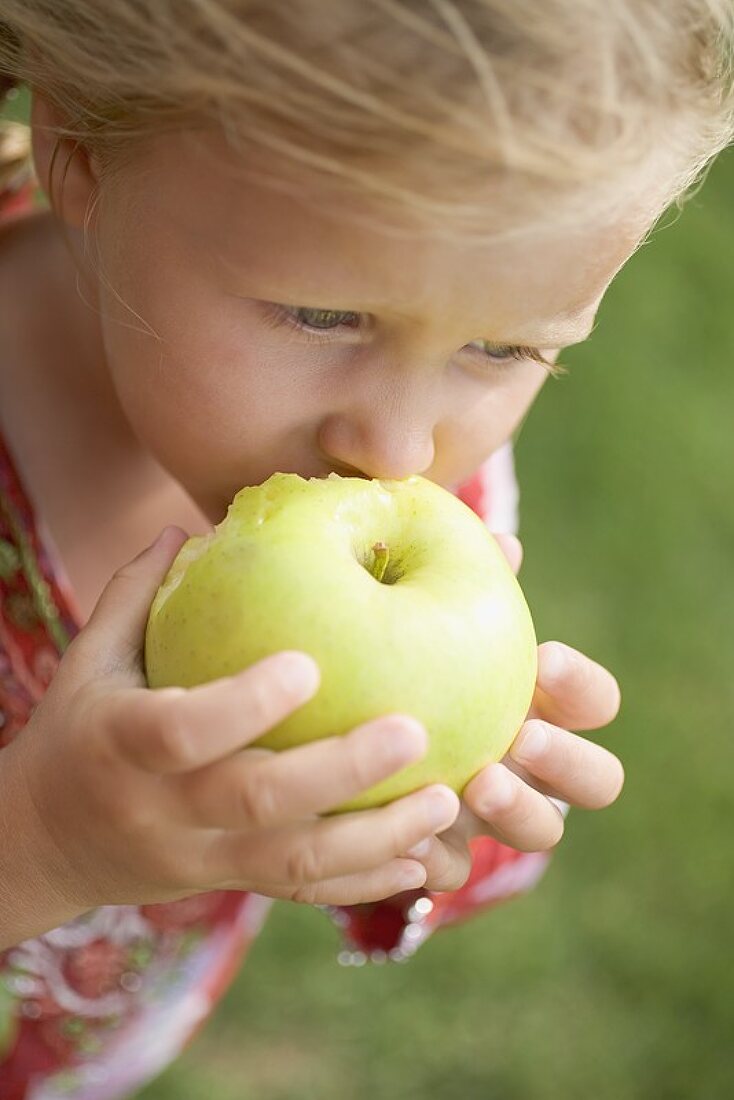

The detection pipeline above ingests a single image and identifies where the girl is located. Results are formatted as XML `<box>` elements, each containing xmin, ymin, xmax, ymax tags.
<box><xmin>0</xmin><ymin>2</ymin><xmax>730</xmax><ymax>1096</ymax></box>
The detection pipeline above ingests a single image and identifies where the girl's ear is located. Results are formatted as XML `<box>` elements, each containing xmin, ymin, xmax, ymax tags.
<box><xmin>30</xmin><ymin>90</ymin><xmax>99</xmax><ymax>228</ymax></box>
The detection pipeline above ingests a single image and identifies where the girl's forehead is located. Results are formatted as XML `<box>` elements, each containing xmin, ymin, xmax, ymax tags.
<box><xmin>118</xmin><ymin>131</ymin><xmax>651</xmax><ymax>342</ymax></box>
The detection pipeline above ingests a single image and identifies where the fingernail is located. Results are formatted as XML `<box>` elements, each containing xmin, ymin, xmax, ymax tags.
<box><xmin>537</xmin><ymin>642</ymin><xmax>570</xmax><ymax>689</ymax></box>
<box><xmin>479</xmin><ymin>766</ymin><xmax>515</xmax><ymax>816</ymax></box>
<box><xmin>133</xmin><ymin>526</ymin><xmax>182</xmax><ymax>563</ymax></box>
<box><xmin>152</xmin><ymin>526</ymin><xmax>186</xmax><ymax>550</ymax></box>
<box><xmin>381</xmin><ymin>718</ymin><xmax>428</xmax><ymax>766</ymax></box>
<box><xmin>399</xmin><ymin>864</ymin><xmax>428</xmax><ymax>890</ymax></box>
<box><xmin>426</xmin><ymin>787</ymin><xmax>459</xmax><ymax>829</ymax></box>
<box><xmin>272</xmin><ymin>652</ymin><xmax>320</xmax><ymax>698</ymax></box>
<box><xmin>406</xmin><ymin>837</ymin><xmax>432</xmax><ymax>859</ymax></box>
<box><xmin>513</xmin><ymin>721</ymin><xmax>549</xmax><ymax>763</ymax></box>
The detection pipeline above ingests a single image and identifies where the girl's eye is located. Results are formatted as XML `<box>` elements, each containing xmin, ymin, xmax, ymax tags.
<box><xmin>288</xmin><ymin>307</ymin><xmax>361</xmax><ymax>330</ymax></box>
<box><xmin>466</xmin><ymin>340</ymin><xmax>530</xmax><ymax>362</ymax></box>
<box><xmin>266</xmin><ymin>304</ymin><xmax>557</xmax><ymax>373</ymax></box>
<box><xmin>464</xmin><ymin>339</ymin><xmax>556</xmax><ymax>372</ymax></box>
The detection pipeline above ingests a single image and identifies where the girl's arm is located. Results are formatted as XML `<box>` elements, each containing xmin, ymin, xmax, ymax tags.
<box><xmin>0</xmin><ymin>741</ymin><xmax>88</xmax><ymax>949</ymax></box>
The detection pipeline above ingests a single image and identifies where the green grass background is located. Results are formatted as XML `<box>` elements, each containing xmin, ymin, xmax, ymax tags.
<box><xmin>4</xmin><ymin>87</ymin><xmax>734</xmax><ymax>1098</ymax></box>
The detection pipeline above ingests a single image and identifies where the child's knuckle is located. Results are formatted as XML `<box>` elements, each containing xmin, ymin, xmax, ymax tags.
<box><xmin>508</xmin><ymin>792</ymin><xmax>539</xmax><ymax>835</ymax></box>
<box><xmin>285</xmin><ymin>840</ymin><xmax>324</xmax><ymax>886</ymax></box>
<box><xmin>153</xmin><ymin>705</ymin><xmax>197</xmax><ymax>769</ymax></box>
<box><xmin>115</xmin><ymin>790</ymin><xmax>157</xmax><ymax>834</ymax></box>
<box><xmin>289</xmin><ymin>880</ymin><xmax>322</xmax><ymax>906</ymax></box>
<box><xmin>238</xmin><ymin>774</ymin><xmax>280</xmax><ymax>828</ymax></box>
<box><xmin>432</xmin><ymin>851</ymin><xmax>471</xmax><ymax>893</ymax></box>
<box><xmin>555</xmin><ymin>738</ymin><xmax>585</xmax><ymax>789</ymax></box>
<box><xmin>72</xmin><ymin>688</ymin><xmax>116</xmax><ymax>763</ymax></box>
<box><xmin>342</xmin><ymin>733</ymin><xmax>378</xmax><ymax>792</ymax></box>
<box><xmin>571</xmin><ymin>654</ymin><xmax>597</xmax><ymax>702</ymax></box>
<box><xmin>246</xmin><ymin>670</ymin><xmax>282</xmax><ymax>727</ymax></box>
<box><xmin>383</xmin><ymin>808</ymin><xmax>412</xmax><ymax>855</ymax></box>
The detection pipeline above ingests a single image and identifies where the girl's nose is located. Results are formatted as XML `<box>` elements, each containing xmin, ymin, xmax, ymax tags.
<box><xmin>317</xmin><ymin>409</ymin><xmax>436</xmax><ymax>482</ymax></box>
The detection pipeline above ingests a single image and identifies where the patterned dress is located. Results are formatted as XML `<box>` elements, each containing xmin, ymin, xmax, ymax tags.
<box><xmin>0</xmin><ymin>153</ymin><xmax>552</xmax><ymax>1100</ymax></box>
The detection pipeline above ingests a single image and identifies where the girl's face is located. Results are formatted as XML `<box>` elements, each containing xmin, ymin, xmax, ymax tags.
<box><xmin>85</xmin><ymin>132</ymin><xmax>647</xmax><ymax>521</ymax></box>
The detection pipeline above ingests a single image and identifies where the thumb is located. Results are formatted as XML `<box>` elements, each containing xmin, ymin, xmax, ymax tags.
<box><xmin>492</xmin><ymin>533</ymin><xmax>523</xmax><ymax>576</ymax></box>
<box><xmin>73</xmin><ymin>526</ymin><xmax>189</xmax><ymax>681</ymax></box>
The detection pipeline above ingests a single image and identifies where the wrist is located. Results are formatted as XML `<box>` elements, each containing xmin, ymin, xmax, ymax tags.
<box><xmin>0</xmin><ymin>741</ymin><xmax>89</xmax><ymax>949</ymax></box>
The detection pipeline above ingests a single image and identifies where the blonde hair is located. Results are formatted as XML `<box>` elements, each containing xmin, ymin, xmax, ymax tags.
<box><xmin>1</xmin><ymin>1</ymin><xmax>733</xmax><ymax>236</ymax></box>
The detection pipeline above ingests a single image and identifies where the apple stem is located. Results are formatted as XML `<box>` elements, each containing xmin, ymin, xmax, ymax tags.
<box><xmin>371</xmin><ymin>541</ymin><xmax>390</xmax><ymax>583</ymax></box>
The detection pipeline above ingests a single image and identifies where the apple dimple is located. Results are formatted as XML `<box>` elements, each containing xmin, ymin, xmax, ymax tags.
<box><xmin>369</xmin><ymin>541</ymin><xmax>391</xmax><ymax>584</ymax></box>
<box><xmin>358</xmin><ymin>540</ymin><xmax>405</xmax><ymax>585</ymax></box>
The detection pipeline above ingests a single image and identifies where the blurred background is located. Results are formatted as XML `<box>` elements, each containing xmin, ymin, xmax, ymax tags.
<box><xmin>3</xmin><ymin>87</ymin><xmax>733</xmax><ymax>1100</ymax></box>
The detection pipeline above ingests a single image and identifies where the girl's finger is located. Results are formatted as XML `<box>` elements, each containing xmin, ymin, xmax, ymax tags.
<box><xmin>530</xmin><ymin>641</ymin><xmax>621</xmax><ymax>731</ymax></box>
<box><xmin>405</xmin><ymin>831</ymin><xmax>474</xmax><ymax>894</ymax></box>
<box><xmin>177</xmin><ymin>715</ymin><xmax>428</xmax><ymax>828</ymax></box>
<box><xmin>101</xmin><ymin>651</ymin><xmax>320</xmax><ymax>774</ymax></box>
<box><xmin>268</xmin><ymin>859</ymin><xmax>428</xmax><ymax>907</ymax></box>
<box><xmin>71</xmin><ymin>526</ymin><xmax>189</xmax><ymax>683</ymax></box>
<box><xmin>492</xmin><ymin>533</ymin><xmax>523</xmax><ymax>575</ymax></box>
<box><xmin>507</xmin><ymin>719</ymin><xmax>625</xmax><ymax>810</ymax></box>
<box><xmin>208</xmin><ymin>784</ymin><xmax>460</xmax><ymax>887</ymax></box>
<box><xmin>461</xmin><ymin>762</ymin><xmax>566</xmax><ymax>852</ymax></box>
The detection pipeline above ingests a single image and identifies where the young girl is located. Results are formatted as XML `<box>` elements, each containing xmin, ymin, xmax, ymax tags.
<box><xmin>0</xmin><ymin>2</ymin><xmax>730</xmax><ymax>1096</ymax></box>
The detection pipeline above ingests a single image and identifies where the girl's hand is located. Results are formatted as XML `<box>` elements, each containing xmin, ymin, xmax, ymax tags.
<box><xmin>405</xmin><ymin>535</ymin><xmax>625</xmax><ymax>892</ymax></box>
<box><xmin>7</xmin><ymin>528</ymin><xmax>460</xmax><ymax>935</ymax></box>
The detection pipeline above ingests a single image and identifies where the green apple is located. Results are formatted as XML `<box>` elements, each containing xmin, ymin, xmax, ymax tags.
<box><xmin>145</xmin><ymin>473</ymin><xmax>537</xmax><ymax>812</ymax></box>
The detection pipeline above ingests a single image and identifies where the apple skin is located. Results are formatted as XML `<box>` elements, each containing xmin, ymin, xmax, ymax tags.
<box><xmin>145</xmin><ymin>473</ymin><xmax>537</xmax><ymax>813</ymax></box>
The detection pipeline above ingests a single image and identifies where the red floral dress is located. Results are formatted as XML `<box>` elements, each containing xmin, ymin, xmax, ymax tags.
<box><xmin>0</xmin><ymin>170</ymin><xmax>552</xmax><ymax>1099</ymax></box>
